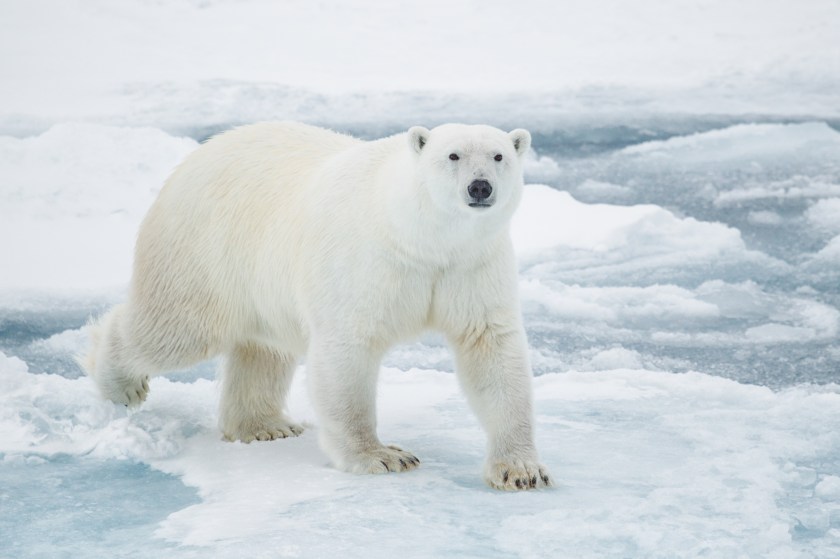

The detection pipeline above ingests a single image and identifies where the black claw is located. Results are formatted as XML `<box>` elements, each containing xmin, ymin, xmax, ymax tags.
<box><xmin>515</xmin><ymin>478</ymin><xmax>523</xmax><ymax>489</ymax></box>
<box><xmin>542</xmin><ymin>475</ymin><xmax>550</xmax><ymax>485</ymax></box>
<box><xmin>380</xmin><ymin>460</ymin><xmax>391</xmax><ymax>472</ymax></box>
<box><xmin>502</xmin><ymin>470</ymin><xmax>509</xmax><ymax>483</ymax></box>
<box><xmin>530</xmin><ymin>475</ymin><xmax>537</xmax><ymax>488</ymax></box>
<box><xmin>399</xmin><ymin>459</ymin><xmax>406</xmax><ymax>468</ymax></box>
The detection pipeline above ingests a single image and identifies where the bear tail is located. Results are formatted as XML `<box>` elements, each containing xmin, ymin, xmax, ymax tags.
<box><xmin>76</xmin><ymin>304</ymin><xmax>123</xmax><ymax>382</ymax></box>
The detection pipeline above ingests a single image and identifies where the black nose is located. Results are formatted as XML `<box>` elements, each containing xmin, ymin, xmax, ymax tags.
<box><xmin>468</xmin><ymin>179</ymin><xmax>493</xmax><ymax>200</ymax></box>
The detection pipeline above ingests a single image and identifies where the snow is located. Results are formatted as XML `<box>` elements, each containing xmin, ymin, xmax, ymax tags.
<box><xmin>0</xmin><ymin>123</ymin><xmax>197</xmax><ymax>291</ymax></box>
<box><xmin>511</xmin><ymin>185</ymin><xmax>662</xmax><ymax>256</ymax></box>
<box><xmin>3</xmin><ymin>353</ymin><xmax>840</xmax><ymax>558</ymax></box>
<box><xmin>2</xmin><ymin>0</ymin><xmax>840</xmax><ymax>557</ymax></box>
<box><xmin>1</xmin><ymin>0</ymin><xmax>839</xmax><ymax>133</ymax></box>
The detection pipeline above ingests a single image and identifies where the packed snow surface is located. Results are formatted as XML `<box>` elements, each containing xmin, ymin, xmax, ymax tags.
<box><xmin>2</xmin><ymin>1</ymin><xmax>840</xmax><ymax>558</ymax></box>
<box><xmin>1</xmin><ymin>0</ymin><xmax>838</xmax><ymax>135</ymax></box>
<box><xmin>3</xmin><ymin>353</ymin><xmax>840</xmax><ymax>558</ymax></box>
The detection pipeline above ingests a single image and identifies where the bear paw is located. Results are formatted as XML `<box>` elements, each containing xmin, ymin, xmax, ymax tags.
<box><xmin>484</xmin><ymin>457</ymin><xmax>552</xmax><ymax>491</ymax></box>
<box><xmin>222</xmin><ymin>417</ymin><xmax>305</xmax><ymax>443</ymax></box>
<box><xmin>100</xmin><ymin>374</ymin><xmax>149</xmax><ymax>408</ymax></box>
<box><xmin>343</xmin><ymin>445</ymin><xmax>420</xmax><ymax>475</ymax></box>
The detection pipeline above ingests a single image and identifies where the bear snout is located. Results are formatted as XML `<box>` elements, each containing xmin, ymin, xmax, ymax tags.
<box><xmin>467</xmin><ymin>179</ymin><xmax>493</xmax><ymax>207</ymax></box>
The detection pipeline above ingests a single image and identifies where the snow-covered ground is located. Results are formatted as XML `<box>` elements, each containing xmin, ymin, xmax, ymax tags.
<box><xmin>2</xmin><ymin>1</ymin><xmax>839</xmax><ymax>558</ymax></box>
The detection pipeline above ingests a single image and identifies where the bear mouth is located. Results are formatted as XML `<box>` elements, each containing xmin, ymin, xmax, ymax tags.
<box><xmin>468</xmin><ymin>202</ymin><xmax>493</xmax><ymax>208</ymax></box>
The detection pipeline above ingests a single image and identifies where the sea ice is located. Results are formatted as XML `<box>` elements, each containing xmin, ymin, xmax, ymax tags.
<box><xmin>2</xmin><ymin>352</ymin><xmax>839</xmax><ymax>558</ymax></box>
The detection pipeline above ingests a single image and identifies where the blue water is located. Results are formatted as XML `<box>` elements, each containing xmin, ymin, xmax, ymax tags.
<box><xmin>0</xmin><ymin>455</ymin><xmax>199</xmax><ymax>559</ymax></box>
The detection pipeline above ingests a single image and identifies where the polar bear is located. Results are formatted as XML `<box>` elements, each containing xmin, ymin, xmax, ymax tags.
<box><xmin>81</xmin><ymin>122</ymin><xmax>551</xmax><ymax>490</ymax></box>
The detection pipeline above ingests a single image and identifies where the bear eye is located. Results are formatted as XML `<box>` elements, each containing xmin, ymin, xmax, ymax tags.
<box><xmin>494</xmin><ymin>154</ymin><xmax>503</xmax><ymax>162</ymax></box>
<box><xmin>449</xmin><ymin>153</ymin><xmax>459</xmax><ymax>161</ymax></box>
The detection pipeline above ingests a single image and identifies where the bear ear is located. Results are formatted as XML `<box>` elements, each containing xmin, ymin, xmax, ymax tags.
<box><xmin>408</xmin><ymin>126</ymin><xmax>430</xmax><ymax>155</ymax></box>
<box><xmin>509</xmin><ymin>128</ymin><xmax>531</xmax><ymax>157</ymax></box>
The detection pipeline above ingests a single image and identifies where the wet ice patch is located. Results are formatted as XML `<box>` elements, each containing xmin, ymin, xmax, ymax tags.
<box><xmin>696</xmin><ymin>280</ymin><xmax>839</xmax><ymax>341</ymax></box>
<box><xmin>715</xmin><ymin>177</ymin><xmax>840</xmax><ymax>206</ymax></box>
<box><xmin>520</xmin><ymin>281</ymin><xmax>720</xmax><ymax>325</ymax></box>
<box><xmin>748</xmin><ymin>210</ymin><xmax>785</xmax><ymax>225</ymax></box>
<box><xmin>521</xmin><ymin>278</ymin><xmax>840</xmax><ymax>347</ymax></box>
<box><xmin>520</xmin><ymin>277</ymin><xmax>840</xmax><ymax>384</ymax></box>
<box><xmin>0</xmin><ymin>454</ymin><xmax>199</xmax><ymax>559</ymax></box>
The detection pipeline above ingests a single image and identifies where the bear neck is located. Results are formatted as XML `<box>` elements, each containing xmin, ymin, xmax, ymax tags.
<box><xmin>385</xmin><ymin>177</ymin><xmax>510</xmax><ymax>267</ymax></box>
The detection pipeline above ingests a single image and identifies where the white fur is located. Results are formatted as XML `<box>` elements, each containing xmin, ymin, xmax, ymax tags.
<box><xmin>81</xmin><ymin>121</ymin><xmax>551</xmax><ymax>490</ymax></box>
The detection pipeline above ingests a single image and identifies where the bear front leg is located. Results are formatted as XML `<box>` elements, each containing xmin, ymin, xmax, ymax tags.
<box><xmin>450</xmin><ymin>324</ymin><xmax>552</xmax><ymax>491</ymax></box>
<box><xmin>307</xmin><ymin>340</ymin><xmax>419</xmax><ymax>474</ymax></box>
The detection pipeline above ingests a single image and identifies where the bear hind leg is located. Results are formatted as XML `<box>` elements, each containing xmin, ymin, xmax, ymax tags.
<box><xmin>219</xmin><ymin>342</ymin><xmax>304</xmax><ymax>443</ymax></box>
<box><xmin>80</xmin><ymin>304</ymin><xmax>154</xmax><ymax>407</ymax></box>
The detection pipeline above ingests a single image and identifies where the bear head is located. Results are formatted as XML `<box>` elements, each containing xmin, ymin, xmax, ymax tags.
<box><xmin>407</xmin><ymin>124</ymin><xmax>530</xmax><ymax>221</ymax></box>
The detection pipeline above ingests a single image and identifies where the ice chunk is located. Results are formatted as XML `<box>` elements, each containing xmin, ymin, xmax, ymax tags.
<box><xmin>576</xmin><ymin>178</ymin><xmax>634</xmax><ymax>199</ymax></box>
<box><xmin>806</xmin><ymin>199</ymin><xmax>840</xmax><ymax>235</ymax></box>
<box><xmin>815</xmin><ymin>476</ymin><xmax>840</xmax><ymax>501</ymax></box>
<box><xmin>523</xmin><ymin>149</ymin><xmax>562</xmax><ymax>183</ymax></box>
<box><xmin>511</xmin><ymin>184</ymin><xmax>663</xmax><ymax>259</ymax></box>
<box><xmin>715</xmin><ymin>177</ymin><xmax>840</xmax><ymax>206</ymax></box>
<box><xmin>803</xmin><ymin>235</ymin><xmax>840</xmax><ymax>286</ymax></box>
<box><xmin>581</xmin><ymin>347</ymin><xmax>645</xmax><ymax>371</ymax></box>
<box><xmin>512</xmin><ymin>186</ymin><xmax>786</xmax><ymax>286</ymax></box>
<box><xmin>0</xmin><ymin>124</ymin><xmax>197</xmax><ymax>290</ymax></box>
<box><xmin>621</xmin><ymin>122</ymin><xmax>840</xmax><ymax>165</ymax></box>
